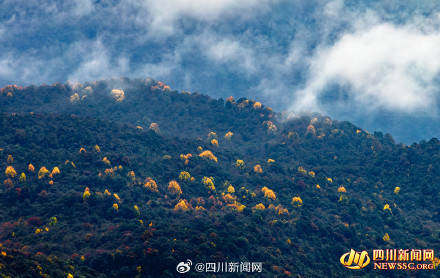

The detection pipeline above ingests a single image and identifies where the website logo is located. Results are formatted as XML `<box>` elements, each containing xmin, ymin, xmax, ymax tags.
<box><xmin>340</xmin><ymin>249</ymin><xmax>370</xmax><ymax>269</ymax></box>
<box><xmin>176</xmin><ymin>259</ymin><xmax>192</xmax><ymax>274</ymax></box>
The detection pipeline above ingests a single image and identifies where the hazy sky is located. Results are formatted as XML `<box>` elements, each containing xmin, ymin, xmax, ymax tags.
<box><xmin>1</xmin><ymin>0</ymin><xmax>440</xmax><ymax>143</ymax></box>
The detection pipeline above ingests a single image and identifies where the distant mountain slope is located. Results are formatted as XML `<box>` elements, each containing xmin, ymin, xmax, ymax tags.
<box><xmin>0</xmin><ymin>80</ymin><xmax>439</xmax><ymax>277</ymax></box>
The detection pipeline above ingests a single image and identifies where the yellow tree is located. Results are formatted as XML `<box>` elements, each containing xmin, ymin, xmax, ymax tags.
<box><xmin>235</xmin><ymin>159</ymin><xmax>245</xmax><ymax>170</ymax></box>
<box><xmin>19</xmin><ymin>173</ymin><xmax>26</xmax><ymax>182</ymax></box>
<box><xmin>7</xmin><ymin>155</ymin><xmax>13</xmax><ymax>164</ymax></box>
<box><xmin>291</xmin><ymin>196</ymin><xmax>303</xmax><ymax>207</ymax></box>
<box><xmin>199</xmin><ymin>150</ymin><xmax>218</xmax><ymax>163</ymax></box>
<box><xmin>112</xmin><ymin>203</ymin><xmax>119</xmax><ymax>211</ymax></box>
<box><xmin>168</xmin><ymin>180</ymin><xmax>182</xmax><ymax>196</ymax></box>
<box><xmin>298</xmin><ymin>166</ymin><xmax>307</xmax><ymax>175</ymax></box>
<box><xmin>202</xmin><ymin>177</ymin><xmax>215</xmax><ymax>192</ymax></box>
<box><xmin>223</xmin><ymin>193</ymin><xmax>236</xmax><ymax>203</ymax></box>
<box><xmin>145</xmin><ymin>178</ymin><xmax>159</xmax><ymax>192</ymax></box>
<box><xmin>253</xmin><ymin>101</ymin><xmax>262</xmax><ymax>109</ymax></box>
<box><xmin>113</xmin><ymin>193</ymin><xmax>121</xmax><ymax>203</ymax></box>
<box><xmin>174</xmin><ymin>199</ymin><xmax>190</xmax><ymax>211</ymax></box>
<box><xmin>383</xmin><ymin>204</ymin><xmax>392</xmax><ymax>213</ymax></box>
<box><xmin>179</xmin><ymin>171</ymin><xmax>191</xmax><ymax>182</ymax></box>
<box><xmin>274</xmin><ymin>205</ymin><xmax>288</xmax><ymax>215</ymax></box>
<box><xmin>28</xmin><ymin>164</ymin><xmax>35</xmax><ymax>172</ymax></box>
<box><xmin>195</xmin><ymin>206</ymin><xmax>206</xmax><ymax>211</ymax></box>
<box><xmin>102</xmin><ymin>157</ymin><xmax>111</xmax><ymax>166</ymax></box>
<box><xmin>51</xmin><ymin>167</ymin><xmax>60</xmax><ymax>176</ymax></box>
<box><xmin>5</xmin><ymin>166</ymin><xmax>17</xmax><ymax>178</ymax></box>
<box><xmin>180</xmin><ymin>153</ymin><xmax>192</xmax><ymax>165</ymax></box>
<box><xmin>211</xmin><ymin>139</ymin><xmax>219</xmax><ymax>147</ymax></box>
<box><xmin>83</xmin><ymin>187</ymin><xmax>91</xmax><ymax>200</ymax></box>
<box><xmin>224</xmin><ymin>131</ymin><xmax>234</xmax><ymax>140</ymax></box>
<box><xmin>228</xmin><ymin>202</ymin><xmax>246</xmax><ymax>212</ymax></box>
<box><xmin>133</xmin><ymin>205</ymin><xmax>140</xmax><ymax>216</ymax></box>
<box><xmin>261</xmin><ymin>186</ymin><xmax>276</xmax><ymax>200</ymax></box>
<box><xmin>94</xmin><ymin>145</ymin><xmax>101</xmax><ymax>152</ymax></box>
<box><xmin>38</xmin><ymin>167</ymin><xmax>49</xmax><ymax>179</ymax></box>
<box><xmin>253</xmin><ymin>203</ymin><xmax>265</xmax><ymax>210</ymax></box>
<box><xmin>110</xmin><ymin>89</ymin><xmax>125</xmax><ymax>102</ymax></box>
<box><xmin>253</xmin><ymin>164</ymin><xmax>263</xmax><ymax>174</ymax></box>
<box><xmin>70</xmin><ymin>93</ymin><xmax>80</xmax><ymax>103</ymax></box>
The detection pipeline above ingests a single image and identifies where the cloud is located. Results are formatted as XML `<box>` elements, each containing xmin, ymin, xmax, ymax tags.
<box><xmin>291</xmin><ymin>19</ymin><xmax>440</xmax><ymax>114</ymax></box>
<box><xmin>0</xmin><ymin>51</ymin><xmax>56</xmax><ymax>85</ymax></box>
<box><xmin>67</xmin><ymin>40</ymin><xmax>130</xmax><ymax>82</ymax></box>
<box><xmin>128</xmin><ymin>0</ymin><xmax>277</xmax><ymax>37</ymax></box>
<box><xmin>196</xmin><ymin>33</ymin><xmax>258</xmax><ymax>74</ymax></box>
<box><xmin>138</xmin><ymin>53</ymin><xmax>180</xmax><ymax>81</ymax></box>
<box><xmin>72</xmin><ymin>0</ymin><xmax>94</xmax><ymax>17</ymax></box>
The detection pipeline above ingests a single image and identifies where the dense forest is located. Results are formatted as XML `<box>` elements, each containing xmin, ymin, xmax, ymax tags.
<box><xmin>0</xmin><ymin>78</ymin><xmax>439</xmax><ymax>277</ymax></box>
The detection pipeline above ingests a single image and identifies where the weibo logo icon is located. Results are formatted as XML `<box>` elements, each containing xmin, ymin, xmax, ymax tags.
<box><xmin>340</xmin><ymin>249</ymin><xmax>370</xmax><ymax>269</ymax></box>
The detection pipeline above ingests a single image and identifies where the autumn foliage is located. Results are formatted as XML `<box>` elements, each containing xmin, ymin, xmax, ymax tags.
<box><xmin>168</xmin><ymin>180</ymin><xmax>182</xmax><ymax>195</ymax></box>
<box><xmin>291</xmin><ymin>196</ymin><xmax>303</xmax><ymax>207</ymax></box>
<box><xmin>83</xmin><ymin>187</ymin><xmax>91</xmax><ymax>200</ymax></box>
<box><xmin>179</xmin><ymin>171</ymin><xmax>191</xmax><ymax>182</ymax></box>
<box><xmin>173</xmin><ymin>199</ymin><xmax>190</xmax><ymax>211</ymax></box>
<box><xmin>210</xmin><ymin>139</ymin><xmax>219</xmax><ymax>147</ymax></box>
<box><xmin>253</xmin><ymin>203</ymin><xmax>265</xmax><ymax>210</ymax></box>
<box><xmin>38</xmin><ymin>167</ymin><xmax>49</xmax><ymax>179</ymax></box>
<box><xmin>149</xmin><ymin>123</ymin><xmax>160</xmax><ymax>133</ymax></box>
<box><xmin>180</xmin><ymin>153</ymin><xmax>192</xmax><ymax>165</ymax></box>
<box><xmin>337</xmin><ymin>186</ymin><xmax>347</xmax><ymax>193</ymax></box>
<box><xmin>110</xmin><ymin>89</ymin><xmax>125</xmax><ymax>102</ymax></box>
<box><xmin>202</xmin><ymin>177</ymin><xmax>215</xmax><ymax>192</ymax></box>
<box><xmin>145</xmin><ymin>178</ymin><xmax>159</xmax><ymax>192</ymax></box>
<box><xmin>235</xmin><ymin>159</ymin><xmax>245</xmax><ymax>170</ymax></box>
<box><xmin>5</xmin><ymin>166</ymin><xmax>17</xmax><ymax>178</ymax></box>
<box><xmin>253</xmin><ymin>164</ymin><xmax>263</xmax><ymax>174</ymax></box>
<box><xmin>261</xmin><ymin>186</ymin><xmax>276</xmax><ymax>200</ymax></box>
<box><xmin>199</xmin><ymin>150</ymin><xmax>218</xmax><ymax>163</ymax></box>
<box><xmin>224</xmin><ymin>131</ymin><xmax>233</xmax><ymax>140</ymax></box>
<box><xmin>28</xmin><ymin>163</ymin><xmax>35</xmax><ymax>172</ymax></box>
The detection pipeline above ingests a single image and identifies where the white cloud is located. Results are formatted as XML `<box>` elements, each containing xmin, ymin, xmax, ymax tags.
<box><xmin>68</xmin><ymin>40</ymin><xmax>130</xmax><ymax>82</ymax></box>
<box><xmin>72</xmin><ymin>0</ymin><xmax>94</xmax><ymax>17</ymax></box>
<box><xmin>292</xmin><ymin>21</ymin><xmax>440</xmax><ymax>114</ymax></box>
<box><xmin>198</xmin><ymin>33</ymin><xmax>257</xmax><ymax>73</ymax></box>
<box><xmin>138</xmin><ymin>54</ymin><xmax>179</xmax><ymax>80</ymax></box>
<box><xmin>128</xmin><ymin>0</ymin><xmax>276</xmax><ymax>37</ymax></box>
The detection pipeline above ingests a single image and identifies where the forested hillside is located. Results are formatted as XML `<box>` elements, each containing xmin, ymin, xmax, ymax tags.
<box><xmin>0</xmin><ymin>79</ymin><xmax>439</xmax><ymax>277</ymax></box>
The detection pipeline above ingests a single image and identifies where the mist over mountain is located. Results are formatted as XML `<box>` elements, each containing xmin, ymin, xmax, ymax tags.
<box><xmin>1</xmin><ymin>0</ymin><xmax>440</xmax><ymax>142</ymax></box>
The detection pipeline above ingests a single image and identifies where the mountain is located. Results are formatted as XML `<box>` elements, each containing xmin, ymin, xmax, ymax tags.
<box><xmin>0</xmin><ymin>78</ymin><xmax>439</xmax><ymax>277</ymax></box>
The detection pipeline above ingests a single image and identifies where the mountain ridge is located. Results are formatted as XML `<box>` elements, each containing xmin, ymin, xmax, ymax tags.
<box><xmin>0</xmin><ymin>78</ymin><xmax>439</xmax><ymax>277</ymax></box>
